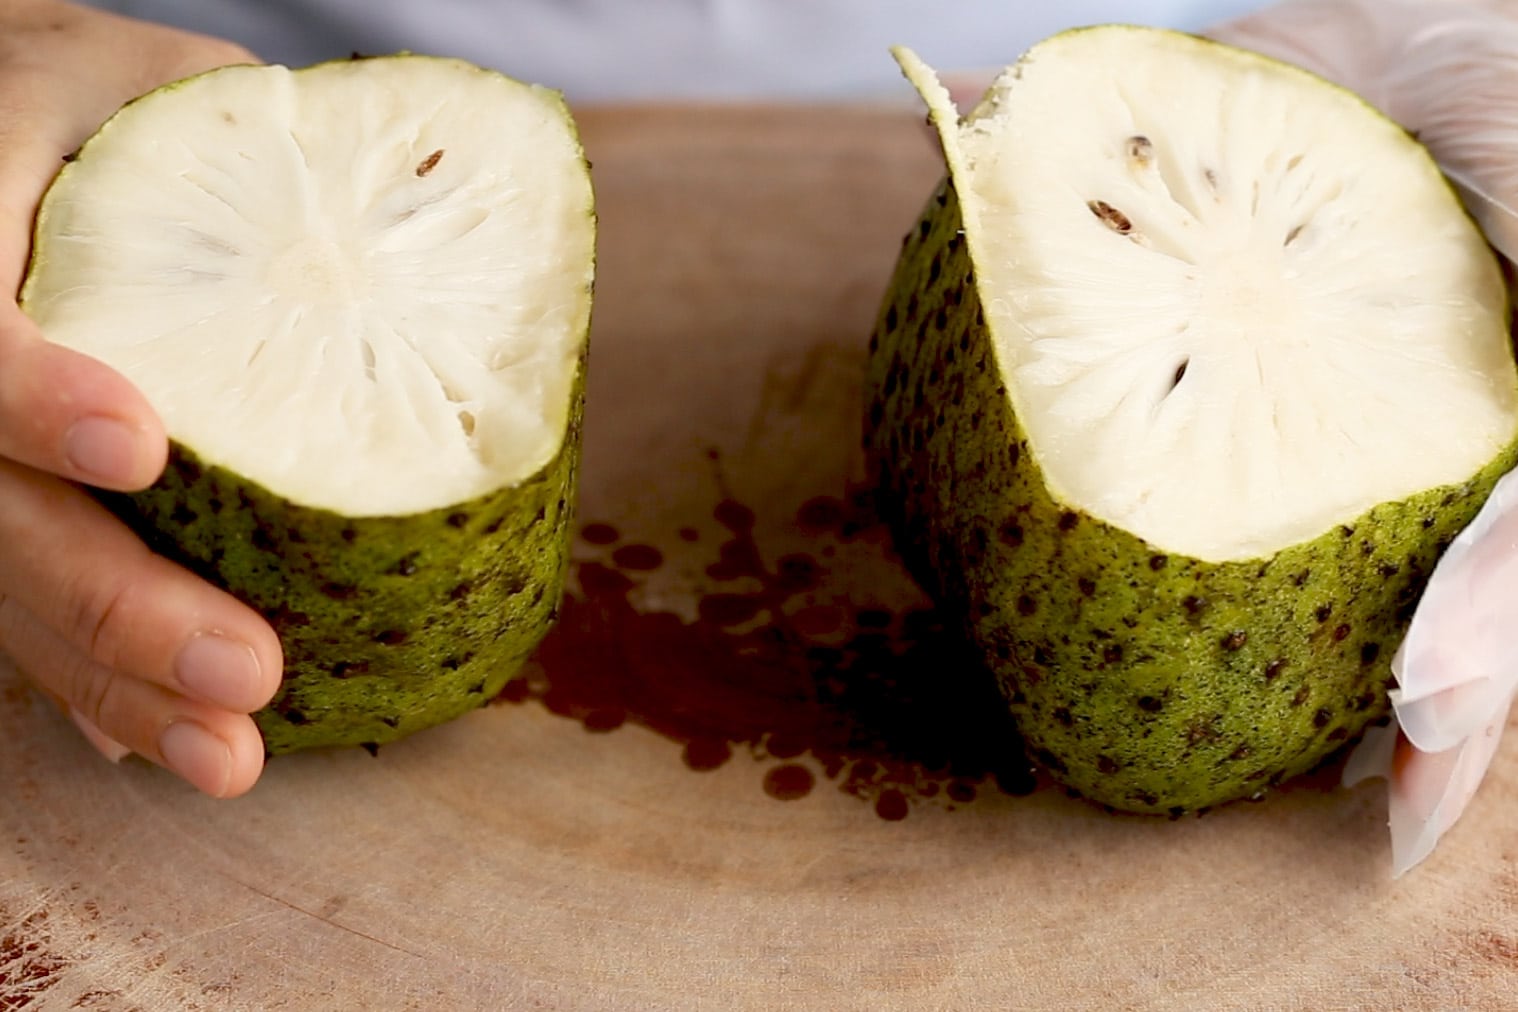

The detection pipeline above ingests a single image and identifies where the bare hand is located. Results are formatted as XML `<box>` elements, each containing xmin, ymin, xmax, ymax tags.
<box><xmin>0</xmin><ymin>0</ymin><xmax>282</xmax><ymax>797</ymax></box>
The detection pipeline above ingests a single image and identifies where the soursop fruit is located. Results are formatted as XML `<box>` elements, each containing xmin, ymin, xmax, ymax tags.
<box><xmin>20</xmin><ymin>56</ymin><xmax>594</xmax><ymax>753</ymax></box>
<box><xmin>866</xmin><ymin>27</ymin><xmax>1518</xmax><ymax>813</ymax></box>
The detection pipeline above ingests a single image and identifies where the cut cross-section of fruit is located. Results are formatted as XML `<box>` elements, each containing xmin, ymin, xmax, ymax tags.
<box><xmin>21</xmin><ymin>56</ymin><xmax>595</xmax><ymax>753</ymax></box>
<box><xmin>867</xmin><ymin>27</ymin><xmax>1518</xmax><ymax>812</ymax></box>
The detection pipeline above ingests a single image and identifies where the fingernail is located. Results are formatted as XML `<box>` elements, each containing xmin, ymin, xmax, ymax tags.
<box><xmin>175</xmin><ymin>633</ymin><xmax>263</xmax><ymax>711</ymax></box>
<box><xmin>64</xmin><ymin>415</ymin><xmax>141</xmax><ymax>485</ymax></box>
<box><xmin>69</xmin><ymin>708</ymin><xmax>132</xmax><ymax>763</ymax></box>
<box><xmin>159</xmin><ymin>720</ymin><xmax>232</xmax><ymax>797</ymax></box>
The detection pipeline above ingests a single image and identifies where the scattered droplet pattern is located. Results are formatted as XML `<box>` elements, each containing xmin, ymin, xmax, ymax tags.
<box><xmin>497</xmin><ymin>489</ymin><xmax>1042</xmax><ymax>820</ymax></box>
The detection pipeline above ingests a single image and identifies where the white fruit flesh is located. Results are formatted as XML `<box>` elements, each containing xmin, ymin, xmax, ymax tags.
<box><xmin>901</xmin><ymin>29</ymin><xmax>1517</xmax><ymax>562</ymax></box>
<box><xmin>23</xmin><ymin>57</ymin><xmax>593</xmax><ymax>516</ymax></box>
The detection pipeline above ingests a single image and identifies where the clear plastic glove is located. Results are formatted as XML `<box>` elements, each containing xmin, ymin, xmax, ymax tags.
<box><xmin>0</xmin><ymin>0</ymin><xmax>280</xmax><ymax>797</ymax></box>
<box><xmin>1214</xmin><ymin>0</ymin><xmax>1518</xmax><ymax>875</ymax></box>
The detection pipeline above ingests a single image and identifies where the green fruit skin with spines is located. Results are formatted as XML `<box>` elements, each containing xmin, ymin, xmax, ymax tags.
<box><xmin>865</xmin><ymin>180</ymin><xmax>1518</xmax><ymax>813</ymax></box>
<box><xmin>103</xmin><ymin>356</ymin><xmax>585</xmax><ymax>754</ymax></box>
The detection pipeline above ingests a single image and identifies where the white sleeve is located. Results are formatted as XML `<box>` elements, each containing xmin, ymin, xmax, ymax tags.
<box><xmin>87</xmin><ymin>0</ymin><xmax>1275</xmax><ymax>100</ymax></box>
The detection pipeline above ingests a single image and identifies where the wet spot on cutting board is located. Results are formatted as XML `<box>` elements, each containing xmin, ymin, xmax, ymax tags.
<box><xmin>502</xmin><ymin>485</ymin><xmax>1040</xmax><ymax>822</ymax></box>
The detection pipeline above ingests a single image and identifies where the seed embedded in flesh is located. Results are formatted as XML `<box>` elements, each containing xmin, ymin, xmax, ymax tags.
<box><xmin>1087</xmin><ymin>199</ymin><xmax>1133</xmax><ymax>235</ymax></box>
<box><xmin>1125</xmin><ymin>134</ymin><xmax>1154</xmax><ymax>168</ymax></box>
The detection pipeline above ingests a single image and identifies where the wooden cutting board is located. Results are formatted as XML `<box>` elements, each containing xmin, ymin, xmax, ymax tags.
<box><xmin>2</xmin><ymin>106</ymin><xmax>1516</xmax><ymax>1011</ymax></box>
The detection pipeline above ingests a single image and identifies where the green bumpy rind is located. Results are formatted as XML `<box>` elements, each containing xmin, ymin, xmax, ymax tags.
<box><xmin>104</xmin><ymin>363</ymin><xmax>584</xmax><ymax>754</ymax></box>
<box><xmin>865</xmin><ymin>181</ymin><xmax>1518</xmax><ymax>813</ymax></box>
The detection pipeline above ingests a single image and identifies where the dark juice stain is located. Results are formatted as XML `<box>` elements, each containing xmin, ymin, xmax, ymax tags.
<box><xmin>580</xmin><ymin>523</ymin><xmax>620</xmax><ymax>546</ymax></box>
<box><xmin>875</xmin><ymin>789</ymin><xmax>910</xmax><ymax>822</ymax></box>
<box><xmin>763</xmin><ymin>763</ymin><xmax>816</xmax><ymax>801</ymax></box>
<box><xmin>0</xmin><ymin>904</ymin><xmax>69</xmax><ymax>1009</ymax></box>
<box><xmin>611</xmin><ymin>544</ymin><xmax>663</xmax><ymax>571</ymax></box>
<box><xmin>501</xmin><ymin>490</ymin><xmax>1038</xmax><ymax>821</ymax></box>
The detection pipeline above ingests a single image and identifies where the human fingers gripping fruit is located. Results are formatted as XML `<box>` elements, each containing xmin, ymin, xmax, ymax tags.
<box><xmin>19</xmin><ymin>56</ymin><xmax>595</xmax><ymax>752</ymax></box>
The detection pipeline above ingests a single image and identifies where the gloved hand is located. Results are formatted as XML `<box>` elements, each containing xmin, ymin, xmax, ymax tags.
<box><xmin>1213</xmin><ymin>0</ymin><xmax>1518</xmax><ymax>876</ymax></box>
<box><xmin>0</xmin><ymin>0</ymin><xmax>280</xmax><ymax>797</ymax></box>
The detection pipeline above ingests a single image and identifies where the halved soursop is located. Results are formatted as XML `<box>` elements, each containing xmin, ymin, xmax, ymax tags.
<box><xmin>19</xmin><ymin>56</ymin><xmax>594</xmax><ymax>753</ymax></box>
<box><xmin>866</xmin><ymin>27</ymin><xmax>1518</xmax><ymax>813</ymax></box>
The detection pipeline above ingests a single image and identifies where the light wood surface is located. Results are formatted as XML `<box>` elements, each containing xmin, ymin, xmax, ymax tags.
<box><xmin>3</xmin><ymin>106</ymin><xmax>1517</xmax><ymax>1011</ymax></box>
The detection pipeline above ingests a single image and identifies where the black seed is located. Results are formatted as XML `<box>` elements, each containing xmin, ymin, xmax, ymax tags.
<box><xmin>533</xmin><ymin>505</ymin><xmax>546</xmax><ymax>524</ymax></box>
<box><xmin>1097</xmin><ymin>755</ymin><xmax>1119</xmax><ymax>774</ymax></box>
<box><xmin>1222</xmin><ymin>631</ymin><xmax>1248</xmax><ymax>651</ymax></box>
<box><xmin>1360</xmin><ymin>642</ymin><xmax>1381</xmax><ymax>666</ymax></box>
<box><xmin>330</xmin><ymin>660</ymin><xmax>370</xmax><ymax>678</ymax></box>
<box><xmin>1183</xmin><ymin>595</ymin><xmax>1207</xmax><ymax>615</ymax></box>
<box><xmin>284</xmin><ymin>709</ymin><xmax>308</xmax><ymax>725</ymax></box>
<box><xmin>1291</xmin><ymin>686</ymin><xmax>1310</xmax><ymax>707</ymax></box>
<box><xmin>1149</xmin><ymin>555</ymin><xmax>1168</xmax><ymax>571</ymax></box>
<box><xmin>380</xmin><ymin>716</ymin><xmax>400</xmax><ymax>728</ymax></box>
<box><xmin>928</xmin><ymin>254</ymin><xmax>942</xmax><ymax>285</ymax></box>
<box><xmin>1333</xmin><ymin>624</ymin><xmax>1351</xmax><ymax>642</ymax></box>
<box><xmin>1016</xmin><ymin>595</ymin><xmax>1037</xmax><ymax>617</ymax></box>
<box><xmin>885</xmin><ymin>305</ymin><xmax>899</xmax><ymax>331</ymax></box>
<box><xmin>391</xmin><ymin>553</ymin><xmax>419</xmax><ymax>577</ymax></box>
<box><xmin>1032</xmin><ymin>646</ymin><xmax>1054</xmax><ymax>666</ymax></box>
<box><xmin>1294</xmin><ymin>570</ymin><xmax>1310</xmax><ymax>587</ymax></box>
<box><xmin>483</xmin><ymin>516</ymin><xmax>504</xmax><ymax>535</ymax></box>
<box><xmin>448</xmin><ymin>581</ymin><xmax>473</xmax><ymax>602</ymax></box>
<box><xmin>1315</xmin><ymin>605</ymin><xmax>1332</xmax><ymax>623</ymax></box>
<box><xmin>1264</xmin><ymin>659</ymin><xmax>1286</xmax><ymax>682</ymax></box>
<box><xmin>208</xmin><ymin>497</ymin><xmax>224</xmax><ymax>513</ymax></box>
<box><xmin>320</xmin><ymin>582</ymin><xmax>357</xmax><ymax>600</ymax></box>
<box><xmin>447</xmin><ymin>511</ymin><xmax>470</xmax><ymax>528</ymax></box>
<box><xmin>1135</xmin><ymin>791</ymin><xmax>1159</xmax><ymax>807</ymax></box>
<box><xmin>1228</xmin><ymin>745</ymin><xmax>1251</xmax><ymax>761</ymax></box>
<box><xmin>1053</xmin><ymin>707</ymin><xmax>1073</xmax><ymax>728</ymax></box>
<box><xmin>441</xmin><ymin>657</ymin><xmax>462</xmax><ymax>671</ymax></box>
<box><xmin>1103</xmin><ymin>645</ymin><xmax>1123</xmax><ymax>664</ymax></box>
<box><xmin>933</xmin><ymin>307</ymin><xmax>948</xmax><ymax>331</ymax></box>
<box><xmin>1313</xmin><ymin>708</ymin><xmax>1331</xmax><ymax>729</ymax></box>
<box><xmin>251</xmin><ymin>525</ymin><xmax>277</xmax><ymax>553</ymax></box>
<box><xmin>1058</xmin><ymin>512</ymin><xmax>1079</xmax><ymax>532</ymax></box>
<box><xmin>918</xmin><ymin>219</ymin><xmax>931</xmax><ymax>240</ymax></box>
<box><xmin>1355</xmin><ymin>691</ymin><xmax>1378</xmax><ymax>712</ymax></box>
<box><xmin>375</xmin><ymin>629</ymin><xmax>408</xmax><ymax>646</ymax></box>
<box><xmin>1170</xmin><ymin>361</ymin><xmax>1188</xmax><ymax>390</ymax></box>
<box><xmin>340</xmin><ymin>527</ymin><xmax>358</xmax><ymax>543</ymax></box>
<box><xmin>1378</xmin><ymin>563</ymin><xmax>1399</xmax><ymax>578</ymax></box>
<box><xmin>1137</xmin><ymin>695</ymin><xmax>1163</xmax><ymax>713</ymax></box>
<box><xmin>1078</xmin><ymin>577</ymin><xmax>1097</xmax><ymax>598</ymax></box>
<box><xmin>1327</xmin><ymin>727</ymin><xmax>1348</xmax><ymax>742</ymax></box>
<box><xmin>170</xmin><ymin>504</ymin><xmax>197</xmax><ymax>526</ymax></box>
